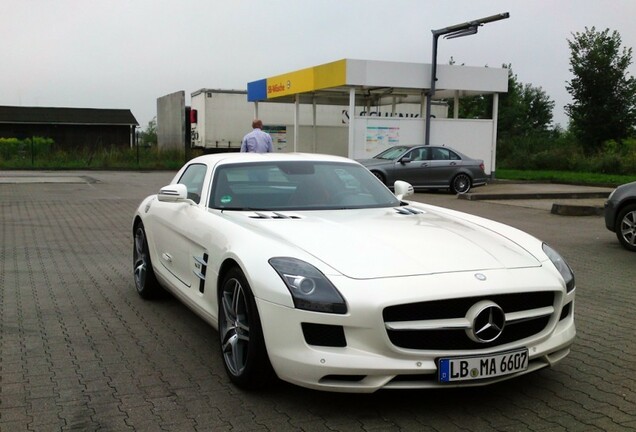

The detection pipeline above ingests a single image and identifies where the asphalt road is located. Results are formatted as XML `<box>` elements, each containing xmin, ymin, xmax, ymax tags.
<box><xmin>1</xmin><ymin>171</ymin><xmax>635</xmax><ymax>431</ymax></box>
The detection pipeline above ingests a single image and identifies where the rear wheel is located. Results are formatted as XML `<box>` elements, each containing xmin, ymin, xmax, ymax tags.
<box><xmin>219</xmin><ymin>267</ymin><xmax>274</xmax><ymax>389</ymax></box>
<box><xmin>133</xmin><ymin>223</ymin><xmax>161</xmax><ymax>299</ymax></box>
<box><xmin>616</xmin><ymin>204</ymin><xmax>636</xmax><ymax>252</ymax></box>
<box><xmin>372</xmin><ymin>171</ymin><xmax>386</xmax><ymax>185</ymax></box>
<box><xmin>451</xmin><ymin>173</ymin><xmax>471</xmax><ymax>194</ymax></box>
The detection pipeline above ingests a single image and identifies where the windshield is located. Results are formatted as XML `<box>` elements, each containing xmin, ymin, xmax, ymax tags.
<box><xmin>373</xmin><ymin>146</ymin><xmax>410</xmax><ymax>160</ymax></box>
<box><xmin>210</xmin><ymin>161</ymin><xmax>401</xmax><ymax>211</ymax></box>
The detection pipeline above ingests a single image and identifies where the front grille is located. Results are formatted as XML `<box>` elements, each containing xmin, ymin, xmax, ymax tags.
<box><xmin>383</xmin><ymin>292</ymin><xmax>556</xmax><ymax>350</ymax></box>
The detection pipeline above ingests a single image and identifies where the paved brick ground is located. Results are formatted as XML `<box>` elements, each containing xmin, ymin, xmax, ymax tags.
<box><xmin>1</xmin><ymin>171</ymin><xmax>635</xmax><ymax>431</ymax></box>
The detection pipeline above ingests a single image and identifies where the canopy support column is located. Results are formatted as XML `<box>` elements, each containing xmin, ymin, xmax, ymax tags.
<box><xmin>454</xmin><ymin>91</ymin><xmax>459</xmax><ymax>119</ymax></box>
<box><xmin>490</xmin><ymin>93</ymin><xmax>499</xmax><ymax>177</ymax></box>
<box><xmin>312</xmin><ymin>97</ymin><xmax>317</xmax><ymax>153</ymax></box>
<box><xmin>293</xmin><ymin>94</ymin><xmax>299</xmax><ymax>152</ymax></box>
<box><xmin>348</xmin><ymin>88</ymin><xmax>356</xmax><ymax>158</ymax></box>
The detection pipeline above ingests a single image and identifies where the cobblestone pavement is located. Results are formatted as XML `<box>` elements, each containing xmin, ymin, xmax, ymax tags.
<box><xmin>1</xmin><ymin>171</ymin><xmax>635</xmax><ymax>431</ymax></box>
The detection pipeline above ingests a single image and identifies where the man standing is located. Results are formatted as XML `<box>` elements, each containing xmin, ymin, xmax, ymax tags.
<box><xmin>240</xmin><ymin>119</ymin><xmax>273</xmax><ymax>153</ymax></box>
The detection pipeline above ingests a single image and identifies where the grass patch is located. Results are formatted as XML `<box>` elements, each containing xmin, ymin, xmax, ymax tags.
<box><xmin>0</xmin><ymin>144</ymin><xmax>193</xmax><ymax>170</ymax></box>
<box><xmin>496</xmin><ymin>169</ymin><xmax>635</xmax><ymax>187</ymax></box>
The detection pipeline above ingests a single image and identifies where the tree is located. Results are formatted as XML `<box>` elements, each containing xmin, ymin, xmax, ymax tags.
<box><xmin>446</xmin><ymin>57</ymin><xmax>492</xmax><ymax>119</ymax></box>
<box><xmin>566</xmin><ymin>27</ymin><xmax>636</xmax><ymax>154</ymax></box>
<box><xmin>447</xmin><ymin>64</ymin><xmax>554</xmax><ymax>139</ymax></box>
<box><xmin>497</xmin><ymin>65</ymin><xmax>554</xmax><ymax>139</ymax></box>
<box><xmin>139</xmin><ymin>117</ymin><xmax>157</xmax><ymax>147</ymax></box>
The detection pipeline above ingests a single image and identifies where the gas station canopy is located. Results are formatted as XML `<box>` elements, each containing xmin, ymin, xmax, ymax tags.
<box><xmin>247</xmin><ymin>58</ymin><xmax>508</xmax><ymax>106</ymax></box>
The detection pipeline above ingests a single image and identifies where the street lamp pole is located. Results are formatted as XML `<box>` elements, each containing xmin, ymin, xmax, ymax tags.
<box><xmin>424</xmin><ymin>12</ymin><xmax>510</xmax><ymax>146</ymax></box>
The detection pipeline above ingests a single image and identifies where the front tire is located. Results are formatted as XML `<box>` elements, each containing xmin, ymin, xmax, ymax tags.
<box><xmin>616</xmin><ymin>204</ymin><xmax>636</xmax><ymax>252</ymax></box>
<box><xmin>133</xmin><ymin>223</ymin><xmax>161</xmax><ymax>299</ymax></box>
<box><xmin>451</xmin><ymin>173</ymin><xmax>472</xmax><ymax>194</ymax></box>
<box><xmin>219</xmin><ymin>267</ymin><xmax>274</xmax><ymax>389</ymax></box>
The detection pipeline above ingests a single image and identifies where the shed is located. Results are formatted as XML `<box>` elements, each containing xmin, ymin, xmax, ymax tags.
<box><xmin>0</xmin><ymin>106</ymin><xmax>139</xmax><ymax>149</ymax></box>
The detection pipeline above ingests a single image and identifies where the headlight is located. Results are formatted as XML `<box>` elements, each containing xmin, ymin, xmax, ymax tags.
<box><xmin>542</xmin><ymin>243</ymin><xmax>575</xmax><ymax>293</ymax></box>
<box><xmin>269</xmin><ymin>257</ymin><xmax>347</xmax><ymax>314</ymax></box>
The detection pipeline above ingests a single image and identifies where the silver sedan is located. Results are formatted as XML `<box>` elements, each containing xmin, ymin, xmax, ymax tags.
<box><xmin>358</xmin><ymin>145</ymin><xmax>488</xmax><ymax>194</ymax></box>
<box><xmin>604</xmin><ymin>180</ymin><xmax>636</xmax><ymax>251</ymax></box>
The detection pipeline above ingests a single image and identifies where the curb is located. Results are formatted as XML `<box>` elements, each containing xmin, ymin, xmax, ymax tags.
<box><xmin>551</xmin><ymin>203</ymin><xmax>605</xmax><ymax>216</ymax></box>
<box><xmin>459</xmin><ymin>191</ymin><xmax>610</xmax><ymax>201</ymax></box>
<box><xmin>457</xmin><ymin>187</ymin><xmax>610</xmax><ymax>216</ymax></box>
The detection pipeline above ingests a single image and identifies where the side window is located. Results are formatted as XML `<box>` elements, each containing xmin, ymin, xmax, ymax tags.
<box><xmin>417</xmin><ymin>148</ymin><xmax>430</xmax><ymax>161</ymax></box>
<box><xmin>432</xmin><ymin>148</ymin><xmax>451</xmax><ymax>160</ymax></box>
<box><xmin>448</xmin><ymin>150</ymin><xmax>461</xmax><ymax>160</ymax></box>
<box><xmin>178</xmin><ymin>163</ymin><xmax>207</xmax><ymax>204</ymax></box>
<box><xmin>406</xmin><ymin>149</ymin><xmax>422</xmax><ymax>161</ymax></box>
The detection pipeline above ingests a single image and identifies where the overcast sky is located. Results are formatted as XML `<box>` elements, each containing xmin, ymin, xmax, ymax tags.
<box><xmin>3</xmin><ymin>0</ymin><xmax>636</xmax><ymax>129</ymax></box>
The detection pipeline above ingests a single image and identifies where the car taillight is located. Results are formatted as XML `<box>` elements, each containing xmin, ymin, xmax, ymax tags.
<box><xmin>479</xmin><ymin>162</ymin><xmax>485</xmax><ymax>171</ymax></box>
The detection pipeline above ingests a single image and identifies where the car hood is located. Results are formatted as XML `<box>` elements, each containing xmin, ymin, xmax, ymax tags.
<box><xmin>356</xmin><ymin>158</ymin><xmax>391</xmax><ymax>167</ymax></box>
<box><xmin>231</xmin><ymin>206</ymin><xmax>541</xmax><ymax>279</ymax></box>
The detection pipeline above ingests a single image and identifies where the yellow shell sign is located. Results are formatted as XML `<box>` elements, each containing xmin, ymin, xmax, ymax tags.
<box><xmin>265</xmin><ymin>59</ymin><xmax>347</xmax><ymax>99</ymax></box>
<box><xmin>266</xmin><ymin>67</ymin><xmax>314</xmax><ymax>98</ymax></box>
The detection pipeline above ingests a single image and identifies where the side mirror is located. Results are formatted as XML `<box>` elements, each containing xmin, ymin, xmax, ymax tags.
<box><xmin>399</xmin><ymin>157</ymin><xmax>411</xmax><ymax>164</ymax></box>
<box><xmin>158</xmin><ymin>183</ymin><xmax>188</xmax><ymax>202</ymax></box>
<box><xmin>394</xmin><ymin>180</ymin><xmax>414</xmax><ymax>200</ymax></box>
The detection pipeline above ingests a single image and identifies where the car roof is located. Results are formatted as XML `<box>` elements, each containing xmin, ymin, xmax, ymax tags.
<box><xmin>386</xmin><ymin>144</ymin><xmax>459</xmax><ymax>150</ymax></box>
<box><xmin>189</xmin><ymin>152</ymin><xmax>356</xmax><ymax>166</ymax></box>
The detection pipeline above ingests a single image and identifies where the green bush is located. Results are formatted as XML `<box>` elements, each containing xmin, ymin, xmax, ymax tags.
<box><xmin>497</xmin><ymin>132</ymin><xmax>636</xmax><ymax>175</ymax></box>
<box><xmin>0</xmin><ymin>137</ymin><xmax>54</xmax><ymax>161</ymax></box>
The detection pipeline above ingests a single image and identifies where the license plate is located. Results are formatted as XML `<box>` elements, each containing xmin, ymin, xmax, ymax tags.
<box><xmin>438</xmin><ymin>349</ymin><xmax>529</xmax><ymax>383</ymax></box>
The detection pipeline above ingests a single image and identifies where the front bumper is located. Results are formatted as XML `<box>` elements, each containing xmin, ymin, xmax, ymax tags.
<box><xmin>255</xmin><ymin>268</ymin><xmax>576</xmax><ymax>393</ymax></box>
<box><xmin>604</xmin><ymin>199</ymin><xmax>617</xmax><ymax>231</ymax></box>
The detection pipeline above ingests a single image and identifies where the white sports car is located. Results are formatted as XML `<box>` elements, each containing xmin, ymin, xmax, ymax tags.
<box><xmin>132</xmin><ymin>152</ymin><xmax>576</xmax><ymax>393</ymax></box>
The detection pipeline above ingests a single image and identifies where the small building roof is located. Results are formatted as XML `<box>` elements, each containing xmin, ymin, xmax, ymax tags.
<box><xmin>0</xmin><ymin>106</ymin><xmax>139</xmax><ymax>126</ymax></box>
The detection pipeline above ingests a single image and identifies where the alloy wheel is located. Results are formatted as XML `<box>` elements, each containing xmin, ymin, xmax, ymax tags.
<box><xmin>453</xmin><ymin>174</ymin><xmax>471</xmax><ymax>194</ymax></box>
<box><xmin>220</xmin><ymin>278</ymin><xmax>251</xmax><ymax>376</ymax></box>
<box><xmin>133</xmin><ymin>227</ymin><xmax>148</xmax><ymax>291</ymax></box>
<box><xmin>620</xmin><ymin>209</ymin><xmax>636</xmax><ymax>248</ymax></box>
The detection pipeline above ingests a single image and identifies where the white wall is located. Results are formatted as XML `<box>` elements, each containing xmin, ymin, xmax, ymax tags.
<box><xmin>157</xmin><ymin>91</ymin><xmax>185</xmax><ymax>151</ymax></box>
<box><xmin>279</xmin><ymin>126</ymin><xmax>349</xmax><ymax>156</ymax></box>
<box><xmin>350</xmin><ymin>117</ymin><xmax>495</xmax><ymax>174</ymax></box>
<box><xmin>191</xmin><ymin>90</ymin><xmax>446</xmax><ymax>150</ymax></box>
<box><xmin>431</xmin><ymin>119</ymin><xmax>496</xmax><ymax>174</ymax></box>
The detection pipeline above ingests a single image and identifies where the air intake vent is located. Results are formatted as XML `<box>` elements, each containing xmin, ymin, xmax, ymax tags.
<box><xmin>302</xmin><ymin>323</ymin><xmax>346</xmax><ymax>347</ymax></box>
<box><xmin>249</xmin><ymin>212</ymin><xmax>301</xmax><ymax>219</ymax></box>
<box><xmin>394</xmin><ymin>207</ymin><xmax>423</xmax><ymax>215</ymax></box>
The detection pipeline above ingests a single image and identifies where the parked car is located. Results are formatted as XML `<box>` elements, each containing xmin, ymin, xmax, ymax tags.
<box><xmin>133</xmin><ymin>152</ymin><xmax>575</xmax><ymax>393</ymax></box>
<box><xmin>357</xmin><ymin>145</ymin><xmax>488</xmax><ymax>194</ymax></box>
<box><xmin>604</xmin><ymin>180</ymin><xmax>636</xmax><ymax>251</ymax></box>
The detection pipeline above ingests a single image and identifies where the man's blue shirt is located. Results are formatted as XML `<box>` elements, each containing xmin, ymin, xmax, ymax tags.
<box><xmin>240</xmin><ymin>128</ymin><xmax>273</xmax><ymax>153</ymax></box>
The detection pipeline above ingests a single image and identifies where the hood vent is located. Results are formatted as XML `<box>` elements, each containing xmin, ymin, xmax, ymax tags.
<box><xmin>249</xmin><ymin>211</ymin><xmax>302</xmax><ymax>219</ymax></box>
<box><xmin>394</xmin><ymin>207</ymin><xmax>423</xmax><ymax>215</ymax></box>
